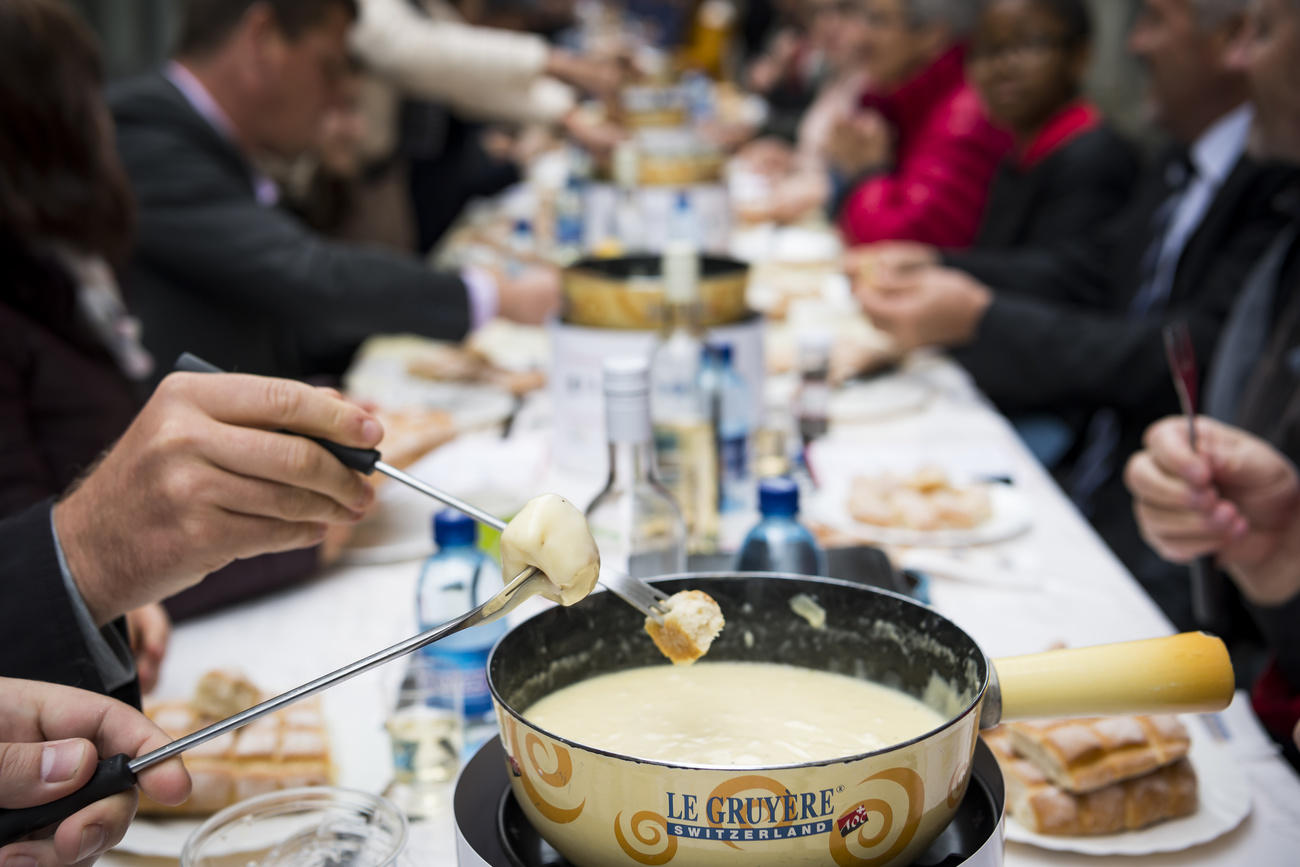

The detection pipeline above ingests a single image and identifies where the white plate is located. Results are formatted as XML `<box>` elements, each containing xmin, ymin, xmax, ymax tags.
<box><xmin>1005</xmin><ymin>720</ymin><xmax>1252</xmax><ymax>855</ymax></box>
<box><xmin>809</xmin><ymin>483</ymin><xmax>1032</xmax><ymax>549</ymax></box>
<box><xmin>829</xmin><ymin>376</ymin><xmax>934</xmax><ymax>422</ymax></box>
<box><xmin>343</xmin><ymin>359</ymin><xmax>516</xmax><ymax>432</ymax></box>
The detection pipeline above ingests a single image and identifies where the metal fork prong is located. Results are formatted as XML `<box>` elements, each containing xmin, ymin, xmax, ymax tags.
<box><xmin>599</xmin><ymin>569</ymin><xmax>669</xmax><ymax>623</ymax></box>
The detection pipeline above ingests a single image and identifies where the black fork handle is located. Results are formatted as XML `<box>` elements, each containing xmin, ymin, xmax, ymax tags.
<box><xmin>0</xmin><ymin>754</ymin><xmax>136</xmax><ymax>847</ymax></box>
<box><xmin>173</xmin><ymin>353</ymin><xmax>382</xmax><ymax>474</ymax></box>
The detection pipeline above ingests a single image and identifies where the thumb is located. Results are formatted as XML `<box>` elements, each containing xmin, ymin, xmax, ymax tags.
<box><xmin>0</xmin><ymin>738</ymin><xmax>97</xmax><ymax>808</ymax></box>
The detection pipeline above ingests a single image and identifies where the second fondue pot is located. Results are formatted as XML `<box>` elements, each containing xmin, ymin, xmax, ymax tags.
<box><xmin>487</xmin><ymin>574</ymin><xmax>1232</xmax><ymax>867</ymax></box>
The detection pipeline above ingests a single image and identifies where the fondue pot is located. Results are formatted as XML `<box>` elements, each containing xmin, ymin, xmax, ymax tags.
<box><xmin>487</xmin><ymin>573</ymin><xmax>1233</xmax><ymax>867</ymax></box>
<box><xmin>562</xmin><ymin>254</ymin><xmax>749</xmax><ymax>330</ymax></box>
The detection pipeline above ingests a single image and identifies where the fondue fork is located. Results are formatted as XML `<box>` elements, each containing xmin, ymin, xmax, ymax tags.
<box><xmin>0</xmin><ymin>554</ymin><xmax>552</xmax><ymax>847</ymax></box>
<box><xmin>176</xmin><ymin>354</ymin><xmax>671</xmax><ymax>623</ymax></box>
<box><xmin>1161</xmin><ymin>324</ymin><xmax>1231</xmax><ymax>634</ymax></box>
<box><xmin>601</xmin><ymin>567</ymin><xmax>671</xmax><ymax>622</ymax></box>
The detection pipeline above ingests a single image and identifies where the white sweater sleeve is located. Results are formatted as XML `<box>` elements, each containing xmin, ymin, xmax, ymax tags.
<box><xmin>352</xmin><ymin>0</ymin><xmax>576</xmax><ymax>124</ymax></box>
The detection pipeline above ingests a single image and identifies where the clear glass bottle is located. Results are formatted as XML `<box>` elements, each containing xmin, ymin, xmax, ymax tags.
<box><xmin>612</xmin><ymin>141</ymin><xmax>644</xmax><ymax>254</ymax></box>
<box><xmin>735</xmin><ymin>476</ymin><xmax>826</xmax><ymax>576</ymax></box>
<box><xmin>651</xmin><ymin>242</ymin><xmax>718</xmax><ymax>553</ymax></box>
<box><xmin>415</xmin><ymin>510</ymin><xmax>507</xmax><ymax>757</ymax></box>
<box><xmin>699</xmin><ymin>341</ymin><xmax>753</xmax><ymax>515</ymax></box>
<box><xmin>797</xmin><ymin>331</ymin><xmax>832</xmax><ymax>450</ymax></box>
<box><xmin>586</xmin><ymin>357</ymin><xmax>688</xmax><ymax>577</ymax></box>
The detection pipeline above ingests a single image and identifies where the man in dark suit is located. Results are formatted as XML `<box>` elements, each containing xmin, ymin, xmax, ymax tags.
<box><xmin>109</xmin><ymin>0</ymin><xmax>558</xmax><ymax>384</ymax></box>
<box><xmin>0</xmin><ymin>370</ymin><xmax>383</xmax><ymax>707</ymax></box>
<box><xmin>853</xmin><ymin>0</ymin><xmax>1299</xmax><ymax>628</ymax></box>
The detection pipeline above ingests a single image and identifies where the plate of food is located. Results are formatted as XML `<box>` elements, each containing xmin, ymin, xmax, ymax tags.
<box><xmin>989</xmin><ymin>715</ymin><xmax>1251</xmax><ymax>855</ymax></box>
<box><xmin>808</xmin><ymin>465</ymin><xmax>1031</xmax><ymax>548</ymax></box>
<box><xmin>117</xmin><ymin>670</ymin><xmax>336</xmax><ymax>857</ymax></box>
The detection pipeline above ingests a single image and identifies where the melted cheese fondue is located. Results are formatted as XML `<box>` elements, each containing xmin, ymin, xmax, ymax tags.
<box><xmin>523</xmin><ymin>662</ymin><xmax>945</xmax><ymax>765</ymax></box>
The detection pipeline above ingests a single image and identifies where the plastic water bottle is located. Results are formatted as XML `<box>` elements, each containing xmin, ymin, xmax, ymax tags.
<box><xmin>699</xmin><ymin>342</ymin><xmax>752</xmax><ymax>514</ymax></box>
<box><xmin>507</xmin><ymin>217</ymin><xmax>533</xmax><ymax>276</ymax></box>
<box><xmin>416</xmin><ymin>510</ymin><xmax>507</xmax><ymax>755</ymax></box>
<box><xmin>667</xmin><ymin>190</ymin><xmax>699</xmax><ymax>247</ymax></box>
<box><xmin>736</xmin><ymin>477</ymin><xmax>826</xmax><ymax>576</ymax></box>
<box><xmin>554</xmin><ymin>175</ymin><xmax>585</xmax><ymax>264</ymax></box>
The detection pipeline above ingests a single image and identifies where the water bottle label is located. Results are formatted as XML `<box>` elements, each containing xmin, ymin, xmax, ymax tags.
<box><xmin>557</xmin><ymin>214</ymin><xmax>583</xmax><ymax>245</ymax></box>
<box><xmin>428</xmin><ymin>648</ymin><xmax>496</xmax><ymax>717</ymax></box>
<box><xmin>719</xmin><ymin>434</ymin><xmax>747</xmax><ymax>480</ymax></box>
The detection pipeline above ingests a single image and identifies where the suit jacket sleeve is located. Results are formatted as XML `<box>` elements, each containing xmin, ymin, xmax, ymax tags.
<box><xmin>120</xmin><ymin>122</ymin><xmax>472</xmax><ymax>350</ymax></box>
<box><xmin>351</xmin><ymin>0</ymin><xmax>574</xmax><ymax>125</ymax></box>
<box><xmin>837</xmin><ymin>112</ymin><xmax>1007</xmax><ymax>247</ymax></box>
<box><xmin>1021</xmin><ymin>132</ymin><xmax>1140</xmax><ymax>247</ymax></box>
<box><xmin>0</xmin><ymin>500</ymin><xmax>141</xmax><ymax>707</ymax></box>
<box><xmin>955</xmin><ymin>250</ymin><xmax>1236</xmax><ymax>415</ymax></box>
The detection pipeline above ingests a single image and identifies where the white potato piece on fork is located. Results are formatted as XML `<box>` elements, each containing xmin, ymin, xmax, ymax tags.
<box><xmin>500</xmin><ymin>493</ymin><xmax>601</xmax><ymax>606</ymax></box>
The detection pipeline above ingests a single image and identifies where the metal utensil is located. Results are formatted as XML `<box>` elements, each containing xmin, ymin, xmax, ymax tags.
<box><xmin>1162</xmin><ymin>323</ymin><xmax>1231</xmax><ymax>633</ymax></box>
<box><xmin>175</xmin><ymin>354</ymin><xmax>671</xmax><ymax>623</ymax></box>
<box><xmin>0</xmin><ymin>561</ymin><xmax>551</xmax><ymax>846</ymax></box>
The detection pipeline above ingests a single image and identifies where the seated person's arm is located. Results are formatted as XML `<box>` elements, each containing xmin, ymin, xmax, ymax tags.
<box><xmin>836</xmin><ymin>115</ymin><xmax>1006</xmax><ymax>248</ymax></box>
<box><xmin>1126</xmin><ymin>419</ymin><xmax>1300</xmax><ymax>691</ymax></box>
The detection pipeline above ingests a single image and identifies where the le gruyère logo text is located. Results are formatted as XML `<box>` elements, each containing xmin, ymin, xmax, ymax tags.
<box><xmin>664</xmin><ymin>786</ymin><xmax>838</xmax><ymax>841</ymax></box>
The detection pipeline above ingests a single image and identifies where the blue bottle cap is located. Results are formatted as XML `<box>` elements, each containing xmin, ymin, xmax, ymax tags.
<box><xmin>758</xmin><ymin>476</ymin><xmax>799</xmax><ymax>517</ymax></box>
<box><xmin>703</xmin><ymin>342</ymin><xmax>733</xmax><ymax>365</ymax></box>
<box><xmin>433</xmin><ymin>509</ymin><xmax>477</xmax><ymax>547</ymax></box>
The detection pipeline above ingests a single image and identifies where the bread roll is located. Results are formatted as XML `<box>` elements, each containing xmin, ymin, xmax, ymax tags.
<box><xmin>983</xmin><ymin>728</ymin><xmax>1197</xmax><ymax>836</ymax></box>
<box><xmin>1005</xmin><ymin>715</ymin><xmax>1190</xmax><ymax>793</ymax></box>
<box><xmin>645</xmin><ymin>590</ymin><xmax>725</xmax><ymax>665</ymax></box>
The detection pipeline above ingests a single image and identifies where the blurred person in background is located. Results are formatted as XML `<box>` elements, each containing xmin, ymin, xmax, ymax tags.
<box><xmin>742</xmin><ymin>0</ymin><xmax>831</xmax><ymax>142</ymax></box>
<box><xmin>0</xmin><ymin>0</ymin><xmax>387</xmax><ymax>700</ymax></box>
<box><xmin>858</xmin><ymin>0</ymin><xmax>1137</xmax><ymax>262</ymax></box>
<box><xmin>830</xmin><ymin>0</ymin><xmax>1013</xmax><ymax>246</ymax></box>
<box><xmin>1127</xmin><ymin>0</ymin><xmax>1300</xmax><ymax>758</ymax></box>
<box><xmin>350</xmin><ymin>0</ymin><xmax>628</xmax><ymax>250</ymax></box>
<box><xmin>109</xmin><ymin>0</ymin><xmax>561</xmax><ymax>389</ymax></box>
<box><xmin>853</xmin><ymin>0</ymin><xmax>1299</xmax><ymax>631</ymax></box>
<box><xmin>734</xmin><ymin>0</ymin><xmax>874</xmax><ymax>224</ymax></box>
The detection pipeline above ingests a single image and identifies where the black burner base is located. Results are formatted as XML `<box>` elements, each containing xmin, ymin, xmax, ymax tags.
<box><xmin>455</xmin><ymin>738</ymin><xmax>1004</xmax><ymax>867</ymax></box>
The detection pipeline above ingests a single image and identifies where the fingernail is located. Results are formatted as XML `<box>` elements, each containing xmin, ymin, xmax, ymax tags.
<box><xmin>361</xmin><ymin>418</ymin><xmax>383</xmax><ymax>444</ymax></box>
<box><xmin>41</xmin><ymin>740</ymin><xmax>87</xmax><ymax>783</ymax></box>
<box><xmin>5</xmin><ymin>856</ymin><xmax>38</xmax><ymax>867</ymax></box>
<box><xmin>77</xmin><ymin>824</ymin><xmax>105</xmax><ymax>861</ymax></box>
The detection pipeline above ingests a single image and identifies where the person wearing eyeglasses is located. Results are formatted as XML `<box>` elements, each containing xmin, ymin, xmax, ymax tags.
<box><xmin>829</xmin><ymin>0</ymin><xmax>1013</xmax><ymax>247</ymax></box>
<box><xmin>848</xmin><ymin>0</ymin><xmax>1139</xmax><ymax>275</ymax></box>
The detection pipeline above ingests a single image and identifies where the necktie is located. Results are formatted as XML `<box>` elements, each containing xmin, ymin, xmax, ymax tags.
<box><xmin>1131</xmin><ymin>152</ymin><xmax>1197</xmax><ymax>315</ymax></box>
<box><xmin>1067</xmin><ymin>152</ymin><xmax>1197</xmax><ymax>510</ymax></box>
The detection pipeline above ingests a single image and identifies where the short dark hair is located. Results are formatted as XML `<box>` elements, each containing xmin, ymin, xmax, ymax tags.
<box><xmin>1028</xmin><ymin>0</ymin><xmax>1092</xmax><ymax>49</ymax></box>
<box><xmin>0</xmin><ymin>0</ymin><xmax>134</xmax><ymax>263</ymax></box>
<box><xmin>178</xmin><ymin>0</ymin><xmax>359</xmax><ymax>57</ymax></box>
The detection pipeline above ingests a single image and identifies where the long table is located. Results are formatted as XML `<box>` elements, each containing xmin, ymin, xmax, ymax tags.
<box><xmin>102</xmin><ymin>355</ymin><xmax>1300</xmax><ymax>865</ymax></box>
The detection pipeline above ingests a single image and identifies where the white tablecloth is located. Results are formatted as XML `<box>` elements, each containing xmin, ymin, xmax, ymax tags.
<box><xmin>103</xmin><ymin>356</ymin><xmax>1300</xmax><ymax>866</ymax></box>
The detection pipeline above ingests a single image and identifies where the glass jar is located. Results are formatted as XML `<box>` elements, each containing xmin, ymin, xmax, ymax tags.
<box><xmin>181</xmin><ymin>786</ymin><xmax>408</xmax><ymax>867</ymax></box>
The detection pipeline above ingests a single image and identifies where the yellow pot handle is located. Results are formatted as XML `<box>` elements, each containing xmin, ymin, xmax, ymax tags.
<box><xmin>990</xmin><ymin>632</ymin><xmax>1234</xmax><ymax>724</ymax></box>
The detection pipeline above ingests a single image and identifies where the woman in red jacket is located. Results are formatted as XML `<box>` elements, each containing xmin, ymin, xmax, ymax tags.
<box><xmin>829</xmin><ymin>0</ymin><xmax>1013</xmax><ymax>246</ymax></box>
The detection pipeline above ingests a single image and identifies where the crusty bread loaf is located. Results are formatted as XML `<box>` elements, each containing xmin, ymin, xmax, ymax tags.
<box><xmin>139</xmin><ymin>680</ymin><xmax>332</xmax><ymax>817</ymax></box>
<box><xmin>983</xmin><ymin>728</ymin><xmax>1197</xmax><ymax>836</ymax></box>
<box><xmin>1005</xmin><ymin>715</ymin><xmax>1190</xmax><ymax>793</ymax></box>
<box><xmin>645</xmin><ymin>590</ymin><xmax>725</xmax><ymax>665</ymax></box>
<box><xmin>191</xmin><ymin>669</ymin><xmax>261</xmax><ymax>720</ymax></box>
